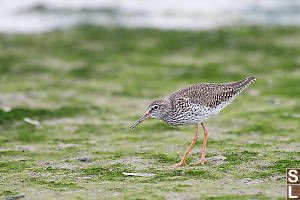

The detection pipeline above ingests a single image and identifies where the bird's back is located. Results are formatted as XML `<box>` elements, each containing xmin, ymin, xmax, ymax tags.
<box><xmin>166</xmin><ymin>77</ymin><xmax>256</xmax><ymax>125</ymax></box>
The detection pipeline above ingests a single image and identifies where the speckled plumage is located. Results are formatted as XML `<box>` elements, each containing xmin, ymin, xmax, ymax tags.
<box><xmin>130</xmin><ymin>77</ymin><xmax>256</xmax><ymax>167</ymax></box>
<box><xmin>146</xmin><ymin>77</ymin><xmax>256</xmax><ymax>126</ymax></box>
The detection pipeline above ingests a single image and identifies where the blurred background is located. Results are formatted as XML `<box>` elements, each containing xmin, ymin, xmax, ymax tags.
<box><xmin>1</xmin><ymin>0</ymin><xmax>300</xmax><ymax>33</ymax></box>
<box><xmin>0</xmin><ymin>1</ymin><xmax>300</xmax><ymax>199</ymax></box>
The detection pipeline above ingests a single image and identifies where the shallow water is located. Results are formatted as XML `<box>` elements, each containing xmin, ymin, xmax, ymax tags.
<box><xmin>1</xmin><ymin>0</ymin><xmax>300</xmax><ymax>33</ymax></box>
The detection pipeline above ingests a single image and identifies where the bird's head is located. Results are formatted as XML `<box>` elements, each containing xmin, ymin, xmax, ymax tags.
<box><xmin>130</xmin><ymin>99</ymin><xmax>170</xmax><ymax>129</ymax></box>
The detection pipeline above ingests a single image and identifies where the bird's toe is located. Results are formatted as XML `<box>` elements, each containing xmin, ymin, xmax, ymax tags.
<box><xmin>169</xmin><ymin>161</ymin><xmax>187</xmax><ymax>168</ymax></box>
<box><xmin>200</xmin><ymin>159</ymin><xmax>208</xmax><ymax>164</ymax></box>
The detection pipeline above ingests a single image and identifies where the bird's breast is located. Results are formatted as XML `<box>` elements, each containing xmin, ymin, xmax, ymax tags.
<box><xmin>160</xmin><ymin>102</ymin><xmax>232</xmax><ymax>126</ymax></box>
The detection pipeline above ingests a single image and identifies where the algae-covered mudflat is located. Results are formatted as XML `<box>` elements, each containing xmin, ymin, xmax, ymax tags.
<box><xmin>0</xmin><ymin>26</ymin><xmax>299</xmax><ymax>199</ymax></box>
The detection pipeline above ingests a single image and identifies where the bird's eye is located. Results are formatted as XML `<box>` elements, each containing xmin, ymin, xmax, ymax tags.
<box><xmin>153</xmin><ymin>105</ymin><xmax>159</xmax><ymax>110</ymax></box>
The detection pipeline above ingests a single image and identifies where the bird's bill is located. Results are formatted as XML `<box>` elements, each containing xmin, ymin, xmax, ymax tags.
<box><xmin>130</xmin><ymin>113</ymin><xmax>151</xmax><ymax>129</ymax></box>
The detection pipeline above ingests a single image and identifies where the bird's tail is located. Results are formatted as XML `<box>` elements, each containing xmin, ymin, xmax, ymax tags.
<box><xmin>229</xmin><ymin>76</ymin><xmax>256</xmax><ymax>93</ymax></box>
<box><xmin>238</xmin><ymin>76</ymin><xmax>256</xmax><ymax>87</ymax></box>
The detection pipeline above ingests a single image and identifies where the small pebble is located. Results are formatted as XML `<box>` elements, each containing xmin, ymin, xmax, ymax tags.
<box><xmin>24</xmin><ymin>117</ymin><xmax>40</xmax><ymax>125</ymax></box>
<box><xmin>6</xmin><ymin>193</ymin><xmax>25</xmax><ymax>200</ymax></box>
<box><xmin>242</xmin><ymin>178</ymin><xmax>253</xmax><ymax>183</ymax></box>
<box><xmin>123</xmin><ymin>172</ymin><xmax>156</xmax><ymax>177</ymax></box>
<box><xmin>206</xmin><ymin>155</ymin><xmax>227</xmax><ymax>162</ymax></box>
<box><xmin>75</xmin><ymin>157</ymin><xmax>92</xmax><ymax>162</ymax></box>
<box><xmin>206</xmin><ymin>155</ymin><xmax>228</xmax><ymax>165</ymax></box>
<box><xmin>2</xmin><ymin>106</ymin><xmax>12</xmax><ymax>112</ymax></box>
<box><xmin>242</xmin><ymin>178</ymin><xmax>263</xmax><ymax>185</ymax></box>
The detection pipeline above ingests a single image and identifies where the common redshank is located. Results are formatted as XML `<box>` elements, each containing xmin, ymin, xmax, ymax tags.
<box><xmin>130</xmin><ymin>77</ymin><xmax>256</xmax><ymax>167</ymax></box>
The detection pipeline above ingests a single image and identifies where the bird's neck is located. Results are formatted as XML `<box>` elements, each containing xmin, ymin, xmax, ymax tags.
<box><xmin>160</xmin><ymin>108</ymin><xmax>177</xmax><ymax>126</ymax></box>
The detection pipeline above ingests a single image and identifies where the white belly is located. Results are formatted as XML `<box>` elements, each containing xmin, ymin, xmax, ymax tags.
<box><xmin>188</xmin><ymin>99</ymin><xmax>235</xmax><ymax>124</ymax></box>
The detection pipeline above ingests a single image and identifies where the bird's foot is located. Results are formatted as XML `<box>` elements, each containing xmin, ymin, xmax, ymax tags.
<box><xmin>169</xmin><ymin>161</ymin><xmax>187</xmax><ymax>168</ymax></box>
<box><xmin>199</xmin><ymin>159</ymin><xmax>208</xmax><ymax>164</ymax></box>
<box><xmin>190</xmin><ymin>159</ymin><xmax>208</xmax><ymax>165</ymax></box>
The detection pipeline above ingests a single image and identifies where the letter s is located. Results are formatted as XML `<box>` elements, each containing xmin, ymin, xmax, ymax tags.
<box><xmin>288</xmin><ymin>170</ymin><xmax>298</xmax><ymax>183</ymax></box>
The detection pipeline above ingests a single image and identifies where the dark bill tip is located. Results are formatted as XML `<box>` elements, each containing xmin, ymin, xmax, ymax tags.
<box><xmin>130</xmin><ymin>113</ymin><xmax>151</xmax><ymax>129</ymax></box>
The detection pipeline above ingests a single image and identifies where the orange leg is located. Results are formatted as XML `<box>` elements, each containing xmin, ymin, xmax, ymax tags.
<box><xmin>170</xmin><ymin>124</ymin><xmax>199</xmax><ymax>167</ymax></box>
<box><xmin>200</xmin><ymin>123</ymin><xmax>208</xmax><ymax>164</ymax></box>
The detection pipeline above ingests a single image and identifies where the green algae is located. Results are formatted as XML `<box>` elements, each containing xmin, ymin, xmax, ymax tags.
<box><xmin>0</xmin><ymin>25</ymin><xmax>299</xmax><ymax>199</ymax></box>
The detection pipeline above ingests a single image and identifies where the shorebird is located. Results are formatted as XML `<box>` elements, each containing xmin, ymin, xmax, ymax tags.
<box><xmin>130</xmin><ymin>77</ymin><xmax>256</xmax><ymax>167</ymax></box>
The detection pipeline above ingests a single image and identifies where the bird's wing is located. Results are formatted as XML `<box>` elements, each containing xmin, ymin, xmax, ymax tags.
<box><xmin>169</xmin><ymin>77</ymin><xmax>255</xmax><ymax>108</ymax></box>
<box><xmin>169</xmin><ymin>85</ymin><xmax>231</xmax><ymax>108</ymax></box>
